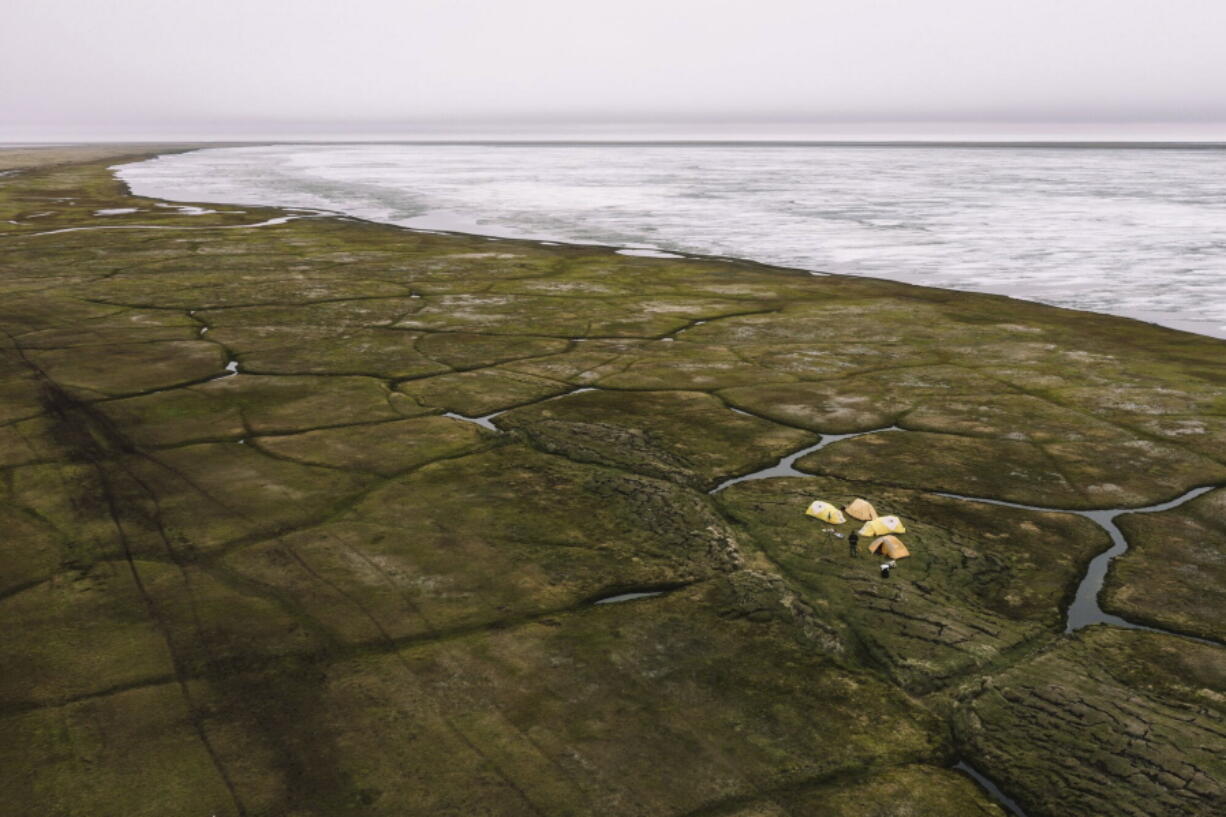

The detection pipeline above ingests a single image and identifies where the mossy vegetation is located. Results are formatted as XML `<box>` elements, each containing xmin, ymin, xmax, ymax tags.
<box><xmin>0</xmin><ymin>682</ymin><xmax>258</xmax><ymax>817</ymax></box>
<box><xmin>304</xmin><ymin>582</ymin><xmax>946</xmax><ymax>815</ymax></box>
<box><xmin>1</xmin><ymin>147</ymin><xmax>1224</xmax><ymax>816</ymax></box>
<box><xmin>795</xmin><ymin>428</ymin><xmax>1226</xmax><ymax>509</ymax></box>
<box><xmin>495</xmin><ymin>388</ymin><xmax>818</xmax><ymax>489</ymax></box>
<box><xmin>952</xmin><ymin>627</ymin><xmax>1226</xmax><ymax>817</ymax></box>
<box><xmin>742</xmin><ymin>765</ymin><xmax>1009</xmax><ymax>816</ymax></box>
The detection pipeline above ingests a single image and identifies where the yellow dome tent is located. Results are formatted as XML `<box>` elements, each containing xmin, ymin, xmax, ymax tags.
<box><xmin>869</xmin><ymin>535</ymin><xmax>911</xmax><ymax>559</ymax></box>
<box><xmin>804</xmin><ymin>500</ymin><xmax>846</xmax><ymax>524</ymax></box>
<box><xmin>844</xmin><ymin>498</ymin><xmax>878</xmax><ymax>522</ymax></box>
<box><xmin>858</xmin><ymin>515</ymin><xmax>906</xmax><ymax>536</ymax></box>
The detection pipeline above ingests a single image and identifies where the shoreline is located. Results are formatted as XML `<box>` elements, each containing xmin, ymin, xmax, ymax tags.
<box><xmin>7</xmin><ymin>140</ymin><xmax>1222</xmax><ymax>367</ymax></box>
<box><xmin>112</xmin><ymin>143</ymin><xmax>1226</xmax><ymax>342</ymax></box>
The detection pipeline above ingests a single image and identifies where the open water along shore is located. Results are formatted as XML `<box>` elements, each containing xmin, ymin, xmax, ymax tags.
<box><xmin>1</xmin><ymin>146</ymin><xmax>1223</xmax><ymax>817</ymax></box>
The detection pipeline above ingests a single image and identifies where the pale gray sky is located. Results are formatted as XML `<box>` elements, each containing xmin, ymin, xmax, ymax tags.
<box><xmin>4</xmin><ymin>0</ymin><xmax>1225</xmax><ymax>140</ymax></box>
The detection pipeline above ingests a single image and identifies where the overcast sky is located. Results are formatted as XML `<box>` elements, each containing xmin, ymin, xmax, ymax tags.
<box><xmin>4</xmin><ymin>0</ymin><xmax>1225</xmax><ymax>140</ymax></box>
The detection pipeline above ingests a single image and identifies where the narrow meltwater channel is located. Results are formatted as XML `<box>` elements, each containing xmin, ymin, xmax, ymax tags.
<box><xmin>933</xmin><ymin>485</ymin><xmax>1218</xmax><ymax>639</ymax></box>
<box><xmin>592</xmin><ymin>590</ymin><xmax>667</xmax><ymax>605</ymax></box>
<box><xmin>443</xmin><ymin>410</ymin><xmax>502</xmax><ymax>431</ymax></box>
<box><xmin>708</xmin><ymin>426</ymin><xmax>901</xmax><ymax>494</ymax></box>
<box><xmin>955</xmin><ymin>761</ymin><xmax>1029</xmax><ymax>817</ymax></box>
<box><xmin>1067</xmin><ymin>489</ymin><xmax>1217</xmax><ymax>634</ymax></box>
<box><xmin>442</xmin><ymin>386</ymin><xmax>598</xmax><ymax>431</ymax></box>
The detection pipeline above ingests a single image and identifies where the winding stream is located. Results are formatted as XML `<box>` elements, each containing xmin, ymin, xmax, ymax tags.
<box><xmin>933</xmin><ymin>485</ymin><xmax>1218</xmax><ymax>639</ymax></box>
<box><xmin>442</xmin><ymin>386</ymin><xmax>598</xmax><ymax>431</ymax></box>
<box><xmin>956</xmin><ymin>761</ymin><xmax>1028</xmax><ymax>817</ymax></box>
<box><xmin>709</xmin><ymin>426</ymin><xmax>901</xmax><ymax>494</ymax></box>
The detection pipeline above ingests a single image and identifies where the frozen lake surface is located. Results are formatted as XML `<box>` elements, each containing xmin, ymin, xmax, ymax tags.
<box><xmin>119</xmin><ymin>143</ymin><xmax>1226</xmax><ymax>338</ymax></box>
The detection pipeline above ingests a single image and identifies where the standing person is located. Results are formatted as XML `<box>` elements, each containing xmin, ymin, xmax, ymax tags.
<box><xmin>848</xmin><ymin>530</ymin><xmax>859</xmax><ymax>558</ymax></box>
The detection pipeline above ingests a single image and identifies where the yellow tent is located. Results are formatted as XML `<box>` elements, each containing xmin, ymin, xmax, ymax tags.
<box><xmin>869</xmin><ymin>535</ymin><xmax>911</xmax><ymax>559</ymax></box>
<box><xmin>804</xmin><ymin>500</ymin><xmax>846</xmax><ymax>524</ymax></box>
<box><xmin>844</xmin><ymin>498</ymin><xmax>878</xmax><ymax>522</ymax></box>
<box><xmin>858</xmin><ymin>515</ymin><xmax>906</xmax><ymax>536</ymax></box>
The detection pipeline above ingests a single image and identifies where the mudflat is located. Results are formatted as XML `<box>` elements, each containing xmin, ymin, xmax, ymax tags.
<box><xmin>0</xmin><ymin>146</ymin><xmax>1222</xmax><ymax>817</ymax></box>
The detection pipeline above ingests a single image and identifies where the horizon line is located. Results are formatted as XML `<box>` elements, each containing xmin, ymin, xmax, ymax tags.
<box><xmin>6</xmin><ymin>138</ymin><xmax>1226</xmax><ymax>150</ymax></box>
